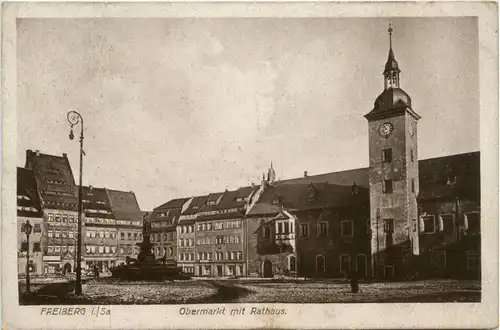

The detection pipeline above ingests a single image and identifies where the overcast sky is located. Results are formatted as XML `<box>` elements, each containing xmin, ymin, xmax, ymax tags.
<box><xmin>17</xmin><ymin>17</ymin><xmax>479</xmax><ymax>210</ymax></box>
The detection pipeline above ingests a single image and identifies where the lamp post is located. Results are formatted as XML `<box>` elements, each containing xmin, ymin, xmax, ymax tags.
<box><xmin>67</xmin><ymin>111</ymin><xmax>84</xmax><ymax>295</ymax></box>
<box><xmin>22</xmin><ymin>220</ymin><xmax>33</xmax><ymax>293</ymax></box>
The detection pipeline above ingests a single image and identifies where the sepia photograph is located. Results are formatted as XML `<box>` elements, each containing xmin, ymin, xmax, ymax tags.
<box><xmin>2</xmin><ymin>2</ymin><xmax>498</xmax><ymax>329</ymax></box>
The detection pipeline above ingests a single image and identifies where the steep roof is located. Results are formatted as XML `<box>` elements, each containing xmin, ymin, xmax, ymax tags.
<box><xmin>24</xmin><ymin>149</ymin><xmax>78</xmax><ymax>211</ymax></box>
<box><xmin>418</xmin><ymin>151</ymin><xmax>480</xmax><ymax>202</ymax></box>
<box><xmin>154</xmin><ymin>197</ymin><xmax>190</xmax><ymax>210</ymax></box>
<box><xmin>80</xmin><ymin>186</ymin><xmax>114</xmax><ymax>219</ymax></box>
<box><xmin>105</xmin><ymin>189</ymin><xmax>142</xmax><ymax>221</ymax></box>
<box><xmin>17</xmin><ymin>167</ymin><xmax>43</xmax><ymax>218</ymax></box>
<box><xmin>182</xmin><ymin>195</ymin><xmax>209</xmax><ymax>215</ymax></box>
<box><xmin>247</xmin><ymin>182</ymin><xmax>369</xmax><ymax>216</ymax></box>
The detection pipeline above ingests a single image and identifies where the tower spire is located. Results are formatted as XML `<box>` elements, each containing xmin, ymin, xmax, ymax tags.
<box><xmin>388</xmin><ymin>23</ymin><xmax>393</xmax><ymax>49</ymax></box>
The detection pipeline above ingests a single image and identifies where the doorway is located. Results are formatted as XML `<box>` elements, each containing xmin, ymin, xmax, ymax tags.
<box><xmin>217</xmin><ymin>265</ymin><xmax>223</xmax><ymax>277</ymax></box>
<box><xmin>63</xmin><ymin>263</ymin><xmax>72</xmax><ymax>274</ymax></box>
<box><xmin>263</xmin><ymin>260</ymin><xmax>273</xmax><ymax>278</ymax></box>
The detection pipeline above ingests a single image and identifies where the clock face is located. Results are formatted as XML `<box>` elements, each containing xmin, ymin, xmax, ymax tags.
<box><xmin>378</xmin><ymin>122</ymin><xmax>394</xmax><ymax>137</ymax></box>
<box><xmin>409</xmin><ymin>123</ymin><xmax>415</xmax><ymax>137</ymax></box>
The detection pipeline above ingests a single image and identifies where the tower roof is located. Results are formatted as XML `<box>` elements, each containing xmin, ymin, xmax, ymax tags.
<box><xmin>384</xmin><ymin>24</ymin><xmax>400</xmax><ymax>75</ymax></box>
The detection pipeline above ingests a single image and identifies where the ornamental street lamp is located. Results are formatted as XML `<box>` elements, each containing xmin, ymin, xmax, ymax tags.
<box><xmin>67</xmin><ymin>111</ymin><xmax>84</xmax><ymax>295</ymax></box>
<box><xmin>21</xmin><ymin>220</ymin><xmax>33</xmax><ymax>293</ymax></box>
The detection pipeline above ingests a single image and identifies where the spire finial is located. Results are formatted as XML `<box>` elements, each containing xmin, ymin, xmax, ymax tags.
<box><xmin>388</xmin><ymin>23</ymin><xmax>393</xmax><ymax>49</ymax></box>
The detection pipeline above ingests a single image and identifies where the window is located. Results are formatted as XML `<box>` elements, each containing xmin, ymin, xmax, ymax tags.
<box><xmin>54</xmin><ymin>246</ymin><xmax>61</xmax><ymax>253</ymax></box>
<box><xmin>33</xmin><ymin>242</ymin><xmax>41</xmax><ymax>252</ymax></box>
<box><xmin>284</xmin><ymin>222</ymin><xmax>289</xmax><ymax>233</ymax></box>
<box><xmin>62</xmin><ymin>231</ymin><xmax>68</xmax><ymax>238</ymax></box>
<box><xmin>317</xmin><ymin>222</ymin><xmax>328</xmax><ymax>237</ymax></box>
<box><xmin>48</xmin><ymin>230</ymin><xmax>53</xmax><ymax>238</ymax></box>
<box><xmin>383</xmin><ymin>180</ymin><xmax>393</xmax><ymax>194</ymax></box>
<box><xmin>300</xmin><ymin>224</ymin><xmax>309</xmax><ymax>238</ymax></box>
<box><xmin>410</xmin><ymin>149</ymin><xmax>414</xmax><ymax>162</ymax></box>
<box><xmin>55</xmin><ymin>215</ymin><xmax>61</xmax><ymax>222</ymax></box>
<box><xmin>277</xmin><ymin>222</ymin><xmax>283</xmax><ymax>234</ymax></box>
<box><xmin>226</xmin><ymin>252</ymin><xmax>232</xmax><ymax>260</ymax></box>
<box><xmin>55</xmin><ymin>231</ymin><xmax>60</xmax><ymax>238</ymax></box>
<box><xmin>413</xmin><ymin>218</ymin><xmax>417</xmax><ymax>232</ymax></box>
<box><xmin>384</xmin><ymin>219</ymin><xmax>394</xmax><ymax>233</ymax></box>
<box><xmin>127</xmin><ymin>233</ymin><xmax>132</xmax><ymax>240</ymax></box>
<box><xmin>411</xmin><ymin>179</ymin><xmax>415</xmax><ymax>193</ymax></box>
<box><xmin>237</xmin><ymin>251</ymin><xmax>243</xmax><ymax>260</ymax></box>
<box><xmin>21</xmin><ymin>242</ymin><xmax>28</xmax><ymax>252</ymax></box>
<box><xmin>111</xmin><ymin>246</ymin><xmax>116</xmax><ymax>254</ymax></box>
<box><xmin>466</xmin><ymin>213</ymin><xmax>480</xmax><ymax>236</ymax></box>
<box><xmin>340</xmin><ymin>254</ymin><xmax>351</xmax><ymax>274</ymax></box>
<box><xmin>120</xmin><ymin>232</ymin><xmax>125</xmax><ymax>240</ymax></box>
<box><xmin>263</xmin><ymin>226</ymin><xmax>271</xmax><ymax>240</ymax></box>
<box><xmin>62</xmin><ymin>245</ymin><xmax>68</xmax><ymax>253</ymax></box>
<box><xmin>48</xmin><ymin>214</ymin><xmax>54</xmax><ymax>222</ymax></box>
<box><xmin>105</xmin><ymin>246</ymin><xmax>110</xmax><ymax>253</ymax></box>
<box><xmin>422</xmin><ymin>215</ymin><xmax>435</xmax><ymax>234</ymax></box>
<box><xmin>62</xmin><ymin>215</ymin><xmax>68</xmax><ymax>223</ymax></box>
<box><xmin>382</xmin><ymin>148</ymin><xmax>392</xmax><ymax>163</ymax></box>
<box><xmin>441</xmin><ymin>215</ymin><xmax>454</xmax><ymax>235</ymax></box>
<box><xmin>215</xmin><ymin>252</ymin><xmax>223</xmax><ymax>260</ymax></box>
<box><xmin>134</xmin><ymin>233</ymin><xmax>138</xmax><ymax>240</ymax></box>
<box><xmin>447</xmin><ymin>175</ymin><xmax>456</xmax><ymax>185</ymax></box>
<box><xmin>316</xmin><ymin>255</ymin><xmax>326</xmax><ymax>273</ymax></box>
<box><xmin>34</xmin><ymin>224</ymin><xmax>41</xmax><ymax>233</ymax></box>
<box><xmin>98</xmin><ymin>246</ymin><xmax>104</xmax><ymax>254</ymax></box>
<box><xmin>341</xmin><ymin>220</ymin><xmax>353</xmax><ymax>238</ymax></box>
<box><xmin>48</xmin><ymin>246</ymin><xmax>54</xmax><ymax>254</ymax></box>
<box><xmin>188</xmin><ymin>238</ymin><xmax>193</xmax><ymax>246</ymax></box>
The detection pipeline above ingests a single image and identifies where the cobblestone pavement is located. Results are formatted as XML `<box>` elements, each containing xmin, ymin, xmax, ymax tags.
<box><xmin>19</xmin><ymin>279</ymin><xmax>480</xmax><ymax>305</ymax></box>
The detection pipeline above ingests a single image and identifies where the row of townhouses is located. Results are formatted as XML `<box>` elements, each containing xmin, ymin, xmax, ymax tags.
<box><xmin>17</xmin><ymin>150</ymin><xmax>145</xmax><ymax>276</ymax></box>
<box><xmin>148</xmin><ymin>36</ymin><xmax>481</xmax><ymax>280</ymax></box>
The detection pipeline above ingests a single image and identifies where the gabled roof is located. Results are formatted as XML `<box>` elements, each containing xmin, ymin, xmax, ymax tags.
<box><xmin>80</xmin><ymin>186</ymin><xmax>114</xmax><ymax>219</ymax></box>
<box><xmin>418</xmin><ymin>151</ymin><xmax>480</xmax><ymax>202</ymax></box>
<box><xmin>105</xmin><ymin>189</ymin><xmax>142</xmax><ymax>221</ymax></box>
<box><xmin>24</xmin><ymin>150</ymin><xmax>78</xmax><ymax>210</ymax></box>
<box><xmin>247</xmin><ymin>182</ymin><xmax>369</xmax><ymax>216</ymax></box>
<box><xmin>17</xmin><ymin>167</ymin><xmax>43</xmax><ymax>218</ymax></box>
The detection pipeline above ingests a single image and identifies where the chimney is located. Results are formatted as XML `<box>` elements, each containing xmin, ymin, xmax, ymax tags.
<box><xmin>35</xmin><ymin>150</ymin><xmax>40</xmax><ymax>156</ymax></box>
<box><xmin>251</xmin><ymin>182</ymin><xmax>255</xmax><ymax>188</ymax></box>
<box><xmin>62</xmin><ymin>153</ymin><xmax>67</xmax><ymax>158</ymax></box>
<box><xmin>304</xmin><ymin>170</ymin><xmax>308</xmax><ymax>178</ymax></box>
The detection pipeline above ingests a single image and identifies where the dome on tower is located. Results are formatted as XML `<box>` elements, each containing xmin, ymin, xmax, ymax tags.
<box><xmin>374</xmin><ymin>87</ymin><xmax>412</xmax><ymax>111</ymax></box>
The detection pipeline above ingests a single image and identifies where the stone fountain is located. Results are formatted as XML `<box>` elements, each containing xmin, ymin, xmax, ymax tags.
<box><xmin>110</xmin><ymin>212</ymin><xmax>185</xmax><ymax>281</ymax></box>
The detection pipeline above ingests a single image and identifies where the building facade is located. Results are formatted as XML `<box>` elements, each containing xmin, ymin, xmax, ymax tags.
<box><xmin>24</xmin><ymin>150</ymin><xmax>80</xmax><ymax>274</ymax></box>
<box><xmin>82</xmin><ymin>186</ymin><xmax>118</xmax><ymax>274</ymax></box>
<box><xmin>17</xmin><ymin>167</ymin><xmax>44</xmax><ymax>276</ymax></box>
<box><xmin>106</xmin><ymin>189</ymin><xmax>144</xmax><ymax>265</ymax></box>
<box><xmin>149</xmin><ymin>198</ymin><xmax>190</xmax><ymax>263</ymax></box>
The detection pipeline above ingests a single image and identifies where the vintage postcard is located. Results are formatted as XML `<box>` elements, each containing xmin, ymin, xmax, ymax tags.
<box><xmin>1</xmin><ymin>1</ymin><xmax>498</xmax><ymax>329</ymax></box>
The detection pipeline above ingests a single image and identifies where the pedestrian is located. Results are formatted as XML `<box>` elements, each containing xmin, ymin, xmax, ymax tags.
<box><xmin>350</xmin><ymin>271</ymin><xmax>359</xmax><ymax>293</ymax></box>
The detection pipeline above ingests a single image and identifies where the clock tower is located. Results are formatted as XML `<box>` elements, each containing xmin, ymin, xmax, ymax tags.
<box><xmin>364</xmin><ymin>25</ymin><xmax>421</xmax><ymax>279</ymax></box>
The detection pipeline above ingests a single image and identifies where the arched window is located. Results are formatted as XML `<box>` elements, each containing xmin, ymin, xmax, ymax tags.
<box><xmin>289</xmin><ymin>255</ymin><xmax>296</xmax><ymax>272</ymax></box>
<box><xmin>316</xmin><ymin>255</ymin><xmax>325</xmax><ymax>273</ymax></box>
<box><xmin>339</xmin><ymin>254</ymin><xmax>351</xmax><ymax>275</ymax></box>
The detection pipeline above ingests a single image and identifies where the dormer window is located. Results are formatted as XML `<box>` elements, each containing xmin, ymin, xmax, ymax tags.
<box><xmin>272</xmin><ymin>196</ymin><xmax>281</xmax><ymax>205</ymax></box>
